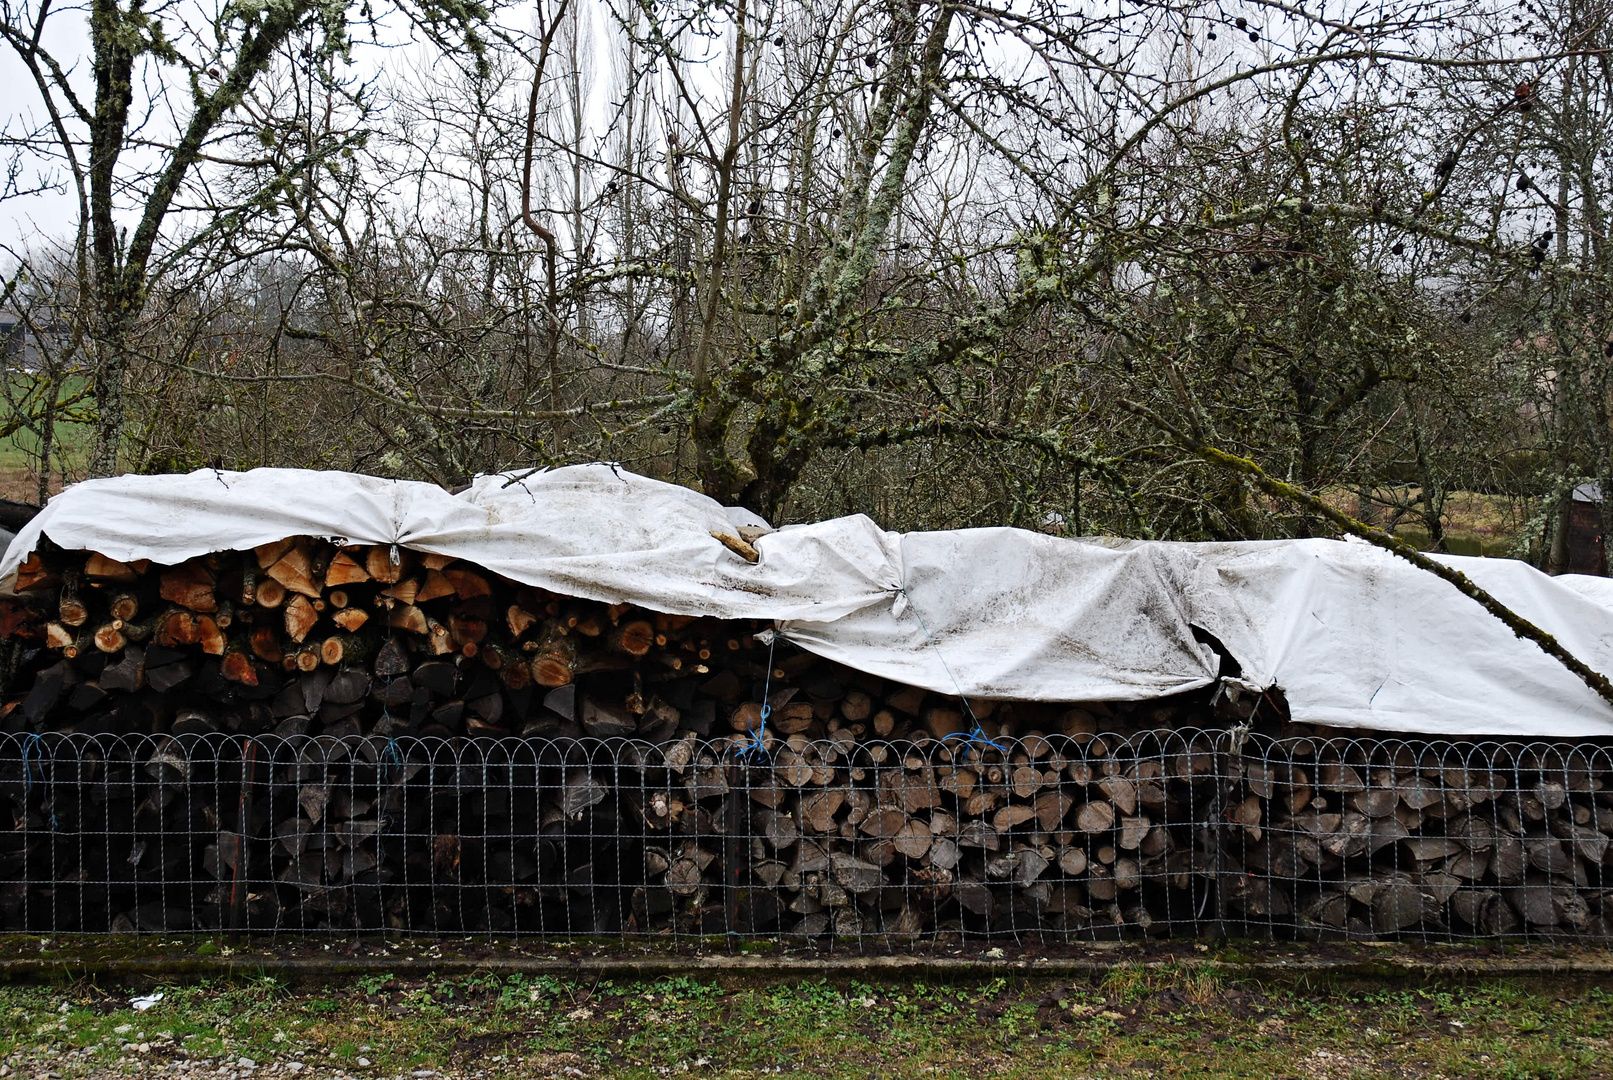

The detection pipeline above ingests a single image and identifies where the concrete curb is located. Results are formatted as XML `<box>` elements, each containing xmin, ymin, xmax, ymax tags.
<box><xmin>2</xmin><ymin>941</ymin><xmax>1612</xmax><ymax>985</ymax></box>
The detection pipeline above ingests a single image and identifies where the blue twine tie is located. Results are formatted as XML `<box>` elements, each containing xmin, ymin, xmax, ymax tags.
<box><xmin>382</xmin><ymin>736</ymin><xmax>403</xmax><ymax>779</ymax></box>
<box><xmin>19</xmin><ymin>734</ymin><xmax>35</xmax><ymax>794</ymax></box>
<box><xmin>733</xmin><ymin>631</ymin><xmax>776</xmax><ymax>761</ymax></box>
<box><xmin>20</xmin><ymin>734</ymin><xmax>58</xmax><ymax>830</ymax></box>
<box><xmin>900</xmin><ymin>588</ymin><xmax>1007</xmax><ymax>755</ymax></box>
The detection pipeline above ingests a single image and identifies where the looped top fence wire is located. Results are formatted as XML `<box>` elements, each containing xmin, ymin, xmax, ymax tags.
<box><xmin>0</xmin><ymin>728</ymin><xmax>1610</xmax><ymax>948</ymax></box>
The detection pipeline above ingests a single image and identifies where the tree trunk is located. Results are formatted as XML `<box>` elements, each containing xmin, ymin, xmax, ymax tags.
<box><xmin>1548</xmin><ymin>492</ymin><xmax>1573</xmax><ymax>575</ymax></box>
<box><xmin>35</xmin><ymin>371</ymin><xmax>58</xmax><ymax>504</ymax></box>
<box><xmin>89</xmin><ymin>326</ymin><xmax>130</xmax><ymax>478</ymax></box>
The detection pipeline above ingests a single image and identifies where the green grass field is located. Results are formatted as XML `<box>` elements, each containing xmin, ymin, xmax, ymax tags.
<box><xmin>0</xmin><ymin>372</ymin><xmax>92</xmax><ymax>500</ymax></box>
<box><xmin>1</xmin><ymin>966</ymin><xmax>1611</xmax><ymax>1079</ymax></box>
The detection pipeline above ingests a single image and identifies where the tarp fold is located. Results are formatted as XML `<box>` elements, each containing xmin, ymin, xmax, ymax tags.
<box><xmin>5</xmin><ymin>464</ymin><xmax>1612</xmax><ymax>737</ymax></box>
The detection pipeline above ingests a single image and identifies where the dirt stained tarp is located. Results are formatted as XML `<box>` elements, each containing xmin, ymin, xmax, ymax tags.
<box><xmin>4</xmin><ymin>463</ymin><xmax>1612</xmax><ymax>738</ymax></box>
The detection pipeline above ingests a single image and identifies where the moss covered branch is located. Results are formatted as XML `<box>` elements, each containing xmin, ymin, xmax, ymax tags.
<box><xmin>1118</xmin><ymin>399</ymin><xmax>1613</xmax><ymax>710</ymax></box>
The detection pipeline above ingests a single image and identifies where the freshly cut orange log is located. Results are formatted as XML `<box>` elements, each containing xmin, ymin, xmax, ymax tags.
<box><xmin>323</xmin><ymin>550</ymin><xmax>369</xmax><ymax>586</ymax></box>
<box><xmin>283</xmin><ymin>595</ymin><xmax>319</xmax><ymax>643</ymax></box>
<box><xmin>239</xmin><ymin>554</ymin><xmax>257</xmax><ymax>605</ymax></box>
<box><xmin>501</xmin><ymin>657</ymin><xmax>531</xmax><ymax>689</ymax></box>
<box><xmin>332</xmin><ymin>607</ymin><xmax>369</xmax><ymax>632</ymax></box>
<box><xmin>266</xmin><ymin>545</ymin><xmax>320</xmax><ymax>598</ymax></box>
<box><xmin>197</xmin><ymin>615</ymin><xmax>226</xmax><ymax>656</ymax></box>
<box><xmin>159</xmin><ymin>562</ymin><xmax>217</xmax><ymax>612</ymax></box>
<box><xmin>445</xmin><ymin>567</ymin><xmax>490</xmax><ymax>598</ymax></box>
<box><xmin>365</xmin><ymin>546</ymin><xmax>404</xmax><ymax>584</ymax></box>
<box><xmin>85</xmin><ymin>552</ymin><xmax>140</xmax><ymax>581</ymax></box>
<box><xmin>609</xmin><ymin>619</ymin><xmax>655</xmax><ymax>657</ymax></box>
<box><xmin>93</xmin><ymin>622</ymin><xmax>127</xmax><ymax>653</ymax></box>
<box><xmin>425</xmin><ymin>617</ymin><xmax>454</xmax><ymax>655</ymax></box>
<box><xmin>253</xmin><ymin>537</ymin><xmax>295</xmax><ymax>570</ymax></box>
<box><xmin>155</xmin><ymin>608</ymin><xmax>203</xmax><ymax>646</ymax></box>
<box><xmin>389</xmin><ymin>603</ymin><xmax>428</xmax><ymax>634</ymax></box>
<box><xmin>449</xmin><ymin>614</ymin><xmax>487</xmax><ymax>648</ymax></box>
<box><xmin>320</xmin><ymin>633</ymin><xmax>371</xmax><ymax>666</ymax></box>
<box><xmin>381</xmin><ymin>578</ymin><xmax>420</xmax><ymax>605</ymax></box>
<box><xmin>221</xmin><ymin>649</ymin><xmax>258</xmax><ymax>685</ymax></box>
<box><xmin>14</xmin><ymin>553</ymin><xmax>58</xmax><ymax>592</ymax></box>
<box><xmin>417</xmin><ymin>570</ymin><xmax>456</xmax><ymax>602</ymax></box>
<box><xmin>0</xmin><ymin>602</ymin><xmax>41</xmax><ymax>640</ymax></box>
<box><xmin>531</xmin><ymin>635</ymin><xmax>576</xmax><ymax>687</ymax></box>
<box><xmin>250</xmin><ymin>625</ymin><xmax>283</xmax><ymax>663</ymax></box>
<box><xmin>507</xmin><ymin>605</ymin><xmax>539</xmax><ymax>638</ymax></box>
<box><xmin>58</xmin><ymin>572</ymin><xmax>89</xmax><ymax>627</ymax></box>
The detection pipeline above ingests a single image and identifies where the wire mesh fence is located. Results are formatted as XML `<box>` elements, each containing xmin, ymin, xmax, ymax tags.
<box><xmin>1</xmin><ymin>728</ymin><xmax>1610</xmax><ymax>946</ymax></box>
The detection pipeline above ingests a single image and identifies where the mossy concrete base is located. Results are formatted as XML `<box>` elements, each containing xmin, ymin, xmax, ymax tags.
<box><xmin>1</xmin><ymin>936</ymin><xmax>1611</xmax><ymax>987</ymax></box>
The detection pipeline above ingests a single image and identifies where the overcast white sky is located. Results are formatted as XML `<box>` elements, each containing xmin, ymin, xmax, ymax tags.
<box><xmin>0</xmin><ymin>0</ymin><xmax>604</xmax><ymax>257</ymax></box>
<box><xmin>1</xmin><ymin>3</ymin><xmax>90</xmax><ymax>252</ymax></box>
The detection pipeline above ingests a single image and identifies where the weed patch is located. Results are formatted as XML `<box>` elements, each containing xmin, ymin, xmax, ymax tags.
<box><xmin>0</xmin><ymin>973</ymin><xmax>1609</xmax><ymax>1078</ymax></box>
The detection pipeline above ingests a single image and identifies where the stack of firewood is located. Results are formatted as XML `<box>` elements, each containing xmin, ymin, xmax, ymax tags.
<box><xmin>620</xmin><ymin>733</ymin><xmax>1613</xmax><ymax>940</ymax></box>
<box><xmin>0</xmin><ymin>537</ymin><xmax>1607</xmax><ymax>941</ymax></box>
<box><xmin>2</xmin><ymin>535</ymin><xmax>1168</xmax><ymax>744</ymax></box>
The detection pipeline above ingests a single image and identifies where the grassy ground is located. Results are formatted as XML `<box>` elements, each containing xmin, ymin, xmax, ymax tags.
<box><xmin>0</xmin><ymin>371</ymin><xmax>93</xmax><ymax>501</ymax></box>
<box><xmin>1319</xmin><ymin>488</ymin><xmax>1531</xmax><ymax>558</ymax></box>
<box><xmin>1394</xmin><ymin>490</ymin><xmax>1528</xmax><ymax>558</ymax></box>
<box><xmin>1</xmin><ymin>964</ymin><xmax>1611</xmax><ymax>1079</ymax></box>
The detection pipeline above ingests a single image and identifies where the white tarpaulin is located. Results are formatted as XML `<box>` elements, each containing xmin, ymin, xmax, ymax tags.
<box><xmin>1151</xmin><ymin>539</ymin><xmax>1613</xmax><ymax>738</ymax></box>
<box><xmin>779</xmin><ymin>529</ymin><xmax>1218</xmax><ymax>703</ymax></box>
<box><xmin>0</xmin><ymin>467</ymin><xmax>901</xmax><ymax>622</ymax></box>
<box><xmin>4</xmin><ymin>464</ymin><xmax>1613</xmax><ymax>737</ymax></box>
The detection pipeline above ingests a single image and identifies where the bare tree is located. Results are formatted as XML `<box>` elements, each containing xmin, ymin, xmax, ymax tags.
<box><xmin>9</xmin><ymin>0</ymin><xmax>1612</xmax><ymax>571</ymax></box>
<box><xmin>0</xmin><ymin>0</ymin><xmax>495</xmax><ymax>475</ymax></box>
